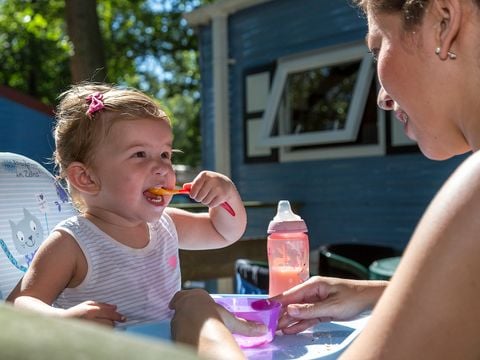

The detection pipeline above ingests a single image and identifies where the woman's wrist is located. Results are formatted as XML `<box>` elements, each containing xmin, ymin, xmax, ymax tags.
<box><xmin>358</xmin><ymin>280</ymin><xmax>389</xmax><ymax>310</ymax></box>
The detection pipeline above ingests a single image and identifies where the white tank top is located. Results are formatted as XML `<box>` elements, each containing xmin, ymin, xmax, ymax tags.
<box><xmin>53</xmin><ymin>214</ymin><xmax>181</xmax><ymax>327</ymax></box>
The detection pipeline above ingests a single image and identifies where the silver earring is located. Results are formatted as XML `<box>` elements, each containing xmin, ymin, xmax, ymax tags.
<box><xmin>435</xmin><ymin>47</ymin><xmax>457</xmax><ymax>60</ymax></box>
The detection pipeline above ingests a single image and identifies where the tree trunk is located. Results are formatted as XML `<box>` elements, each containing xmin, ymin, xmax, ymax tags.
<box><xmin>65</xmin><ymin>0</ymin><xmax>107</xmax><ymax>83</ymax></box>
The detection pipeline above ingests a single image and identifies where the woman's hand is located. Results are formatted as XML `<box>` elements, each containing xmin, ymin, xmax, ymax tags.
<box><xmin>272</xmin><ymin>276</ymin><xmax>388</xmax><ymax>334</ymax></box>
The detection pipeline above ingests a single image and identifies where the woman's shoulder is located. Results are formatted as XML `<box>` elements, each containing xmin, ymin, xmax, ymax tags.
<box><xmin>456</xmin><ymin>150</ymin><xmax>480</xmax><ymax>172</ymax></box>
<box><xmin>437</xmin><ymin>151</ymin><xmax>480</xmax><ymax>199</ymax></box>
<box><xmin>421</xmin><ymin>151</ymin><xmax>480</xmax><ymax>243</ymax></box>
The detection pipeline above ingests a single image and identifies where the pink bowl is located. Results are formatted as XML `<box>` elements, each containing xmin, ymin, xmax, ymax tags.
<box><xmin>214</xmin><ymin>297</ymin><xmax>281</xmax><ymax>348</ymax></box>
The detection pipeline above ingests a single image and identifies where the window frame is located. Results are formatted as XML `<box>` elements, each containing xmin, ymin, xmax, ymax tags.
<box><xmin>260</xmin><ymin>42</ymin><xmax>375</xmax><ymax>148</ymax></box>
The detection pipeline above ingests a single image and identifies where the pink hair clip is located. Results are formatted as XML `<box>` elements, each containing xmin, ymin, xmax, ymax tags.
<box><xmin>86</xmin><ymin>92</ymin><xmax>105</xmax><ymax>117</ymax></box>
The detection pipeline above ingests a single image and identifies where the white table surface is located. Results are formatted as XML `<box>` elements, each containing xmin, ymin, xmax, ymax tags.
<box><xmin>123</xmin><ymin>295</ymin><xmax>370</xmax><ymax>360</ymax></box>
<box><xmin>242</xmin><ymin>314</ymin><xmax>369</xmax><ymax>360</ymax></box>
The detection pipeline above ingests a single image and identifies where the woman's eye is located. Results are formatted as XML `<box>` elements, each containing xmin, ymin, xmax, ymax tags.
<box><xmin>134</xmin><ymin>151</ymin><xmax>147</xmax><ymax>158</ymax></box>
<box><xmin>368</xmin><ymin>48</ymin><xmax>379</xmax><ymax>62</ymax></box>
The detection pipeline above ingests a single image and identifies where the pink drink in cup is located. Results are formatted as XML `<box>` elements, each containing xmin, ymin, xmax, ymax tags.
<box><xmin>269</xmin><ymin>264</ymin><xmax>307</xmax><ymax>297</ymax></box>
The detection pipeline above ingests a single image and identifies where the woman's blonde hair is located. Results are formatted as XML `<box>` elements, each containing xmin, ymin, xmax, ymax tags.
<box><xmin>53</xmin><ymin>82</ymin><xmax>171</xmax><ymax>210</ymax></box>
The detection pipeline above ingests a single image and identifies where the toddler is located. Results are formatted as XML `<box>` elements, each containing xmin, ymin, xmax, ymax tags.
<box><xmin>11</xmin><ymin>82</ymin><xmax>247</xmax><ymax>327</ymax></box>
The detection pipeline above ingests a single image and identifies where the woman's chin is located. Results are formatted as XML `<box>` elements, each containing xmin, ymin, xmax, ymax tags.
<box><xmin>418</xmin><ymin>143</ymin><xmax>456</xmax><ymax>161</ymax></box>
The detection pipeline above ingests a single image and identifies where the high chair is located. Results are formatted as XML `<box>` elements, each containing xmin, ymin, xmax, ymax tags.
<box><xmin>0</xmin><ymin>152</ymin><xmax>173</xmax><ymax>340</ymax></box>
<box><xmin>0</xmin><ymin>152</ymin><xmax>77</xmax><ymax>300</ymax></box>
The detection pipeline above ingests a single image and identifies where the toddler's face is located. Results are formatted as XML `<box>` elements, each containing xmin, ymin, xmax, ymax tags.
<box><xmin>88</xmin><ymin>117</ymin><xmax>176</xmax><ymax>222</ymax></box>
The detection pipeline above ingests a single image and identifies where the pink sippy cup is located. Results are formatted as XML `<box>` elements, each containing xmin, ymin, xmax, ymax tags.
<box><xmin>267</xmin><ymin>200</ymin><xmax>309</xmax><ymax>296</ymax></box>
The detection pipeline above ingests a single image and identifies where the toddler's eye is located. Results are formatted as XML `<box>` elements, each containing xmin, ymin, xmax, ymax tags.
<box><xmin>134</xmin><ymin>151</ymin><xmax>147</xmax><ymax>158</ymax></box>
<box><xmin>161</xmin><ymin>151</ymin><xmax>172</xmax><ymax>160</ymax></box>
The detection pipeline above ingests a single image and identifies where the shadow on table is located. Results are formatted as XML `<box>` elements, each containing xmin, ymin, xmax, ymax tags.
<box><xmin>243</xmin><ymin>322</ymin><xmax>358</xmax><ymax>360</ymax></box>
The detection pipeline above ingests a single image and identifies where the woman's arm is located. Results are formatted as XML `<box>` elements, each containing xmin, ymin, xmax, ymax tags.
<box><xmin>342</xmin><ymin>152</ymin><xmax>480</xmax><ymax>359</ymax></box>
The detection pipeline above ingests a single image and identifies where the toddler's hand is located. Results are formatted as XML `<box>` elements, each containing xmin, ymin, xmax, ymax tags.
<box><xmin>215</xmin><ymin>303</ymin><xmax>268</xmax><ymax>337</ymax></box>
<box><xmin>62</xmin><ymin>300</ymin><xmax>126</xmax><ymax>327</ymax></box>
<box><xmin>169</xmin><ymin>289</ymin><xmax>267</xmax><ymax>339</ymax></box>
<box><xmin>187</xmin><ymin>171</ymin><xmax>235</xmax><ymax>209</ymax></box>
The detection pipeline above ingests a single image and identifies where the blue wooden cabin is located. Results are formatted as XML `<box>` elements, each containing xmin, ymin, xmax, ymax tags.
<box><xmin>0</xmin><ymin>86</ymin><xmax>55</xmax><ymax>172</ymax></box>
<box><xmin>185</xmin><ymin>0</ymin><xmax>465</xmax><ymax>254</ymax></box>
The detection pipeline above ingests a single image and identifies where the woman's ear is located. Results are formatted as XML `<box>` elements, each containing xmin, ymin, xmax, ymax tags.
<box><xmin>66</xmin><ymin>162</ymin><xmax>100</xmax><ymax>195</ymax></box>
<box><xmin>433</xmin><ymin>0</ymin><xmax>461</xmax><ymax>60</ymax></box>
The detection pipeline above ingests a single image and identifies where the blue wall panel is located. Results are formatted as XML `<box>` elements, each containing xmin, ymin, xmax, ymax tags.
<box><xmin>0</xmin><ymin>97</ymin><xmax>55</xmax><ymax>172</ymax></box>
<box><xmin>239</xmin><ymin>153</ymin><xmax>465</xmax><ymax>251</ymax></box>
<box><xmin>228</xmin><ymin>0</ymin><xmax>366</xmax><ymax>69</ymax></box>
<box><xmin>194</xmin><ymin>0</ymin><xmax>467</xmax><ymax>252</ymax></box>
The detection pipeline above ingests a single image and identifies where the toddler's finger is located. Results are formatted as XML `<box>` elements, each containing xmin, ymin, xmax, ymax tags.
<box><xmin>229</xmin><ymin>317</ymin><xmax>267</xmax><ymax>336</ymax></box>
<box><xmin>216</xmin><ymin>304</ymin><xmax>267</xmax><ymax>336</ymax></box>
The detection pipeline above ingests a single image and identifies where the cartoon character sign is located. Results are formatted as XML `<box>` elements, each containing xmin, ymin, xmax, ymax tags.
<box><xmin>0</xmin><ymin>153</ymin><xmax>77</xmax><ymax>300</ymax></box>
<box><xmin>0</xmin><ymin>208</ymin><xmax>43</xmax><ymax>272</ymax></box>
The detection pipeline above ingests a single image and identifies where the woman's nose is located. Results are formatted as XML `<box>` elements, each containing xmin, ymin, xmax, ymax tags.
<box><xmin>377</xmin><ymin>87</ymin><xmax>394</xmax><ymax>110</ymax></box>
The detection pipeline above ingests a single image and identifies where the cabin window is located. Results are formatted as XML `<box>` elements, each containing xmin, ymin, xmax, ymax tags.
<box><xmin>243</xmin><ymin>64</ymin><xmax>278</xmax><ymax>162</ymax></box>
<box><xmin>262</xmin><ymin>44</ymin><xmax>374</xmax><ymax>144</ymax></box>
<box><xmin>244</xmin><ymin>43</ymin><xmax>416</xmax><ymax>162</ymax></box>
<box><xmin>260</xmin><ymin>43</ymin><xmax>384</xmax><ymax>161</ymax></box>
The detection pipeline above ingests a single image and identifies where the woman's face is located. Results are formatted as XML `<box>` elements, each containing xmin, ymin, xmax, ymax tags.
<box><xmin>367</xmin><ymin>9</ymin><xmax>469</xmax><ymax>159</ymax></box>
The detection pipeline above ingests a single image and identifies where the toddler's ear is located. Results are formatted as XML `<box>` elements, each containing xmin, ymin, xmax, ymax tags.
<box><xmin>66</xmin><ymin>162</ymin><xmax>100</xmax><ymax>194</ymax></box>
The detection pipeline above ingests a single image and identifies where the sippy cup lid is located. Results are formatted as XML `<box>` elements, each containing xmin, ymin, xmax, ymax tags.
<box><xmin>268</xmin><ymin>200</ymin><xmax>307</xmax><ymax>233</ymax></box>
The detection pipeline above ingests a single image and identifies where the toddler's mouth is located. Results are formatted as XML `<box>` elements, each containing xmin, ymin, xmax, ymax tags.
<box><xmin>143</xmin><ymin>188</ymin><xmax>167</xmax><ymax>206</ymax></box>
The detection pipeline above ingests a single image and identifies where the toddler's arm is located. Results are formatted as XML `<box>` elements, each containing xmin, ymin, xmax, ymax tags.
<box><xmin>167</xmin><ymin>171</ymin><xmax>247</xmax><ymax>250</ymax></box>
<box><xmin>14</xmin><ymin>296</ymin><xmax>125</xmax><ymax>327</ymax></box>
<box><xmin>10</xmin><ymin>230</ymin><xmax>125</xmax><ymax>327</ymax></box>
<box><xmin>170</xmin><ymin>289</ymin><xmax>258</xmax><ymax>360</ymax></box>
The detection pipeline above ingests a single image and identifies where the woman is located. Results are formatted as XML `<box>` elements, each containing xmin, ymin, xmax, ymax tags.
<box><xmin>171</xmin><ymin>0</ymin><xmax>480</xmax><ymax>358</ymax></box>
<box><xmin>339</xmin><ymin>0</ymin><xmax>480</xmax><ymax>358</ymax></box>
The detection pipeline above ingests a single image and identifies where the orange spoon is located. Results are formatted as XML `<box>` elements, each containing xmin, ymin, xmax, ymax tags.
<box><xmin>148</xmin><ymin>185</ymin><xmax>190</xmax><ymax>196</ymax></box>
<box><xmin>148</xmin><ymin>183</ymin><xmax>236</xmax><ymax>216</ymax></box>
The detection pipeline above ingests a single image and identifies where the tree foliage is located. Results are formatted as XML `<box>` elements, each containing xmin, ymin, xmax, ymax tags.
<box><xmin>0</xmin><ymin>0</ymin><xmax>70</xmax><ymax>103</ymax></box>
<box><xmin>0</xmin><ymin>0</ymin><xmax>214</xmax><ymax>166</ymax></box>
